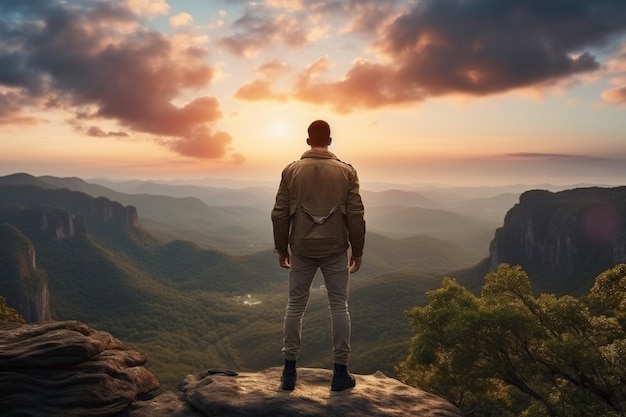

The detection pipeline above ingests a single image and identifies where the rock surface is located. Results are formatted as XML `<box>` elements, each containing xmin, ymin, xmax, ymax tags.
<box><xmin>488</xmin><ymin>186</ymin><xmax>626</xmax><ymax>292</ymax></box>
<box><xmin>0</xmin><ymin>319</ymin><xmax>463</xmax><ymax>416</ymax></box>
<box><xmin>0</xmin><ymin>320</ymin><xmax>159</xmax><ymax>417</ymax></box>
<box><xmin>0</xmin><ymin>223</ymin><xmax>51</xmax><ymax>323</ymax></box>
<box><xmin>121</xmin><ymin>367</ymin><xmax>463</xmax><ymax>417</ymax></box>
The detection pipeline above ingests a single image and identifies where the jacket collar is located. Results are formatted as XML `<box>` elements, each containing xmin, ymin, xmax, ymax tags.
<box><xmin>300</xmin><ymin>149</ymin><xmax>338</xmax><ymax>160</ymax></box>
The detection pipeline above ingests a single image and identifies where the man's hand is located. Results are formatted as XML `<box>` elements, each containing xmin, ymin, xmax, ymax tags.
<box><xmin>349</xmin><ymin>256</ymin><xmax>362</xmax><ymax>273</ymax></box>
<box><xmin>278</xmin><ymin>252</ymin><xmax>291</xmax><ymax>269</ymax></box>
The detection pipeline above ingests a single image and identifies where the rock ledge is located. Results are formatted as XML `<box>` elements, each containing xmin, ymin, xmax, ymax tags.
<box><xmin>122</xmin><ymin>367</ymin><xmax>463</xmax><ymax>417</ymax></box>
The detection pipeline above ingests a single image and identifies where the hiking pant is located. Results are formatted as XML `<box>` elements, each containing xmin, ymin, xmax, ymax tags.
<box><xmin>282</xmin><ymin>252</ymin><xmax>351</xmax><ymax>365</ymax></box>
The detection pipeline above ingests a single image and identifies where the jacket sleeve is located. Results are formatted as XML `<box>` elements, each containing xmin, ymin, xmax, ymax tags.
<box><xmin>271</xmin><ymin>172</ymin><xmax>291</xmax><ymax>254</ymax></box>
<box><xmin>346</xmin><ymin>169</ymin><xmax>366</xmax><ymax>257</ymax></box>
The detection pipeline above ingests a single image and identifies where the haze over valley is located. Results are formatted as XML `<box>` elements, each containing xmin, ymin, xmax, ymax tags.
<box><xmin>3</xmin><ymin>172</ymin><xmax>624</xmax><ymax>394</ymax></box>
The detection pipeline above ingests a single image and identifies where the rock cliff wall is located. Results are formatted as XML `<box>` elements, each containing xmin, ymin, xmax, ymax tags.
<box><xmin>0</xmin><ymin>224</ymin><xmax>51</xmax><ymax>322</ymax></box>
<box><xmin>488</xmin><ymin>187</ymin><xmax>626</xmax><ymax>290</ymax></box>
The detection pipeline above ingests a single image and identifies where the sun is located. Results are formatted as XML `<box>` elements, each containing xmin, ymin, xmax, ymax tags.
<box><xmin>269</xmin><ymin>121</ymin><xmax>288</xmax><ymax>139</ymax></box>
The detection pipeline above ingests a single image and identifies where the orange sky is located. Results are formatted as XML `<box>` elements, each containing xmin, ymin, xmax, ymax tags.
<box><xmin>1</xmin><ymin>1</ymin><xmax>626</xmax><ymax>186</ymax></box>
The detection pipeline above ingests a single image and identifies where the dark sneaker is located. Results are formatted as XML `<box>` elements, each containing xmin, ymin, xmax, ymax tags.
<box><xmin>331</xmin><ymin>372</ymin><xmax>356</xmax><ymax>391</ymax></box>
<box><xmin>281</xmin><ymin>369</ymin><xmax>297</xmax><ymax>390</ymax></box>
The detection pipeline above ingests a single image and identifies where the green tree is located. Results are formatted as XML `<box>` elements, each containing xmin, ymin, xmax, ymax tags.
<box><xmin>0</xmin><ymin>296</ymin><xmax>25</xmax><ymax>323</ymax></box>
<box><xmin>398</xmin><ymin>264</ymin><xmax>626</xmax><ymax>417</ymax></box>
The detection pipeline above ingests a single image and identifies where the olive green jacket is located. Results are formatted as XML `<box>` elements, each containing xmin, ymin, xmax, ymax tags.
<box><xmin>271</xmin><ymin>149</ymin><xmax>365</xmax><ymax>258</ymax></box>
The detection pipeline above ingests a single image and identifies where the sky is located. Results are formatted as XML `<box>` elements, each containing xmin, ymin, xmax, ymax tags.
<box><xmin>1</xmin><ymin>0</ymin><xmax>626</xmax><ymax>187</ymax></box>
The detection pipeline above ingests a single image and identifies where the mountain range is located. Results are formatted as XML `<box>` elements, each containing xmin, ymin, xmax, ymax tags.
<box><xmin>1</xmin><ymin>172</ymin><xmax>623</xmax><ymax>390</ymax></box>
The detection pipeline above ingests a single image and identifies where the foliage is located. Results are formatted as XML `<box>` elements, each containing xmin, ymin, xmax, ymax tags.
<box><xmin>0</xmin><ymin>296</ymin><xmax>25</xmax><ymax>323</ymax></box>
<box><xmin>0</xmin><ymin>200</ymin><xmax>441</xmax><ymax>390</ymax></box>
<box><xmin>398</xmin><ymin>263</ymin><xmax>626</xmax><ymax>417</ymax></box>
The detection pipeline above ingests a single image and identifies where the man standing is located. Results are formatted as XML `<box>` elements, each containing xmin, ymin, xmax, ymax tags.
<box><xmin>271</xmin><ymin>120</ymin><xmax>366</xmax><ymax>391</ymax></box>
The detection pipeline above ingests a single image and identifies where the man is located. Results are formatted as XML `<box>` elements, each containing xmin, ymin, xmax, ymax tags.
<box><xmin>271</xmin><ymin>119</ymin><xmax>366</xmax><ymax>391</ymax></box>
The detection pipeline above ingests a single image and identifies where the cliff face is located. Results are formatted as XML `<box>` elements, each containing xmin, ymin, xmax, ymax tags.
<box><xmin>0</xmin><ymin>184</ymin><xmax>139</xmax><ymax>232</ymax></box>
<box><xmin>39</xmin><ymin>209</ymin><xmax>78</xmax><ymax>239</ymax></box>
<box><xmin>92</xmin><ymin>196</ymin><xmax>139</xmax><ymax>230</ymax></box>
<box><xmin>0</xmin><ymin>224</ymin><xmax>51</xmax><ymax>322</ymax></box>
<box><xmin>488</xmin><ymin>187</ymin><xmax>626</xmax><ymax>291</ymax></box>
<box><xmin>0</xmin><ymin>185</ymin><xmax>142</xmax><ymax>322</ymax></box>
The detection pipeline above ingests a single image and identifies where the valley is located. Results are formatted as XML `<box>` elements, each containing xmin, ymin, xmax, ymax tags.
<box><xmin>0</xmin><ymin>173</ymin><xmax>614</xmax><ymax>390</ymax></box>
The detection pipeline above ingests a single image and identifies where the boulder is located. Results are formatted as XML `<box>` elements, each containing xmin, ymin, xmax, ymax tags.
<box><xmin>0</xmin><ymin>320</ymin><xmax>463</xmax><ymax>416</ymax></box>
<box><xmin>121</xmin><ymin>367</ymin><xmax>463</xmax><ymax>417</ymax></box>
<box><xmin>0</xmin><ymin>320</ymin><xmax>159</xmax><ymax>417</ymax></box>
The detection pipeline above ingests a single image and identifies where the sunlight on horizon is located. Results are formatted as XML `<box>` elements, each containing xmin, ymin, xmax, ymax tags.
<box><xmin>1</xmin><ymin>1</ymin><xmax>626</xmax><ymax>187</ymax></box>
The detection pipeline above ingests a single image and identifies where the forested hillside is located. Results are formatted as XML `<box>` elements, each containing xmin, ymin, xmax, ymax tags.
<box><xmin>0</xmin><ymin>181</ymin><xmax>455</xmax><ymax>389</ymax></box>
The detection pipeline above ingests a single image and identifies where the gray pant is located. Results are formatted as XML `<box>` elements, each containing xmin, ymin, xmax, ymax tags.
<box><xmin>282</xmin><ymin>252</ymin><xmax>351</xmax><ymax>365</ymax></box>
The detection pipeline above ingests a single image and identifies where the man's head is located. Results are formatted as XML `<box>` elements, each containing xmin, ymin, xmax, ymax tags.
<box><xmin>307</xmin><ymin>120</ymin><xmax>331</xmax><ymax>147</ymax></box>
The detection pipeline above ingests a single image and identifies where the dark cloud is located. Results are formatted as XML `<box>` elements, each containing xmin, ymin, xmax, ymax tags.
<box><xmin>0</xmin><ymin>0</ymin><xmax>234</xmax><ymax>160</ymax></box>
<box><xmin>0</xmin><ymin>91</ymin><xmax>39</xmax><ymax>125</ymax></box>
<box><xmin>86</xmin><ymin>126</ymin><xmax>128</xmax><ymax>138</ymax></box>
<box><xmin>293</xmin><ymin>0</ymin><xmax>626</xmax><ymax>111</ymax></box>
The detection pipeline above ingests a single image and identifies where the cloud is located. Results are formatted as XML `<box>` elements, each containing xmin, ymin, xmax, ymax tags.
<box><xmin>0</xmin><ymin>0</ymin><xmax>238</xmax><ymax>160</ymax></box>
<box><xmin>234</xmin><ymin>59</ymin><xmax>291</xmax><ymax>101</ymax></box>
<box><xmin>86</xmin><ymin>126</ymin><xmax>129</xmax><ymax>138</ymax></box>
<box><xmin>0</xmin><ymin>91</ymin><xmax>40</xmax><ymax>125</ymax></box>
<box><xmin>169</xmin><ymin>12</ymin><xmax>193</xmax><ymax>28</ymax></box>
<box><xmin>239</xmin><ymin>0</ymin><xmax>626</xmax><ymax>112</ymax></box>
<box><xmin>166</xmin><ymin>126</ymin><xmax>233</xmax><ymax>159</ymax></box>
<box><xmin>602</xmin><ymin>44</ymin><xmax>626</xmax><ymax>104</ymax></box>
<box><xmin>235</xmin><ymin>79</ymin><xmax>288</xmax><ymax>101</ymax></box>
<box><xmin>602</xmin><ymin>85</ymin><xmax>626</xmax><ymax>104</ymax></box>
<box><xmin>497</xmin><ymin>153</ymin><xmax>593</xmax><ymax>160</ymax></box>
<box><xmin>218</xmin><ymin>3</ymin><xmax>328</xmax><ymax>57</ymax></box>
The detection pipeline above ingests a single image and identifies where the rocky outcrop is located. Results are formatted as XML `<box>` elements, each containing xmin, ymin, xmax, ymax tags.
<box><xmin>0</xmin><ymin>320</ymin><xmax>463</xmax><ymax>417</ymax></box>
<box><xmin>121</xmin><ymin>367</ymin><xmax>463</xmax><ymax>417</ymax></box>
<box><xmin>0</xmin><ymin>184</ymin><xmax>139</xmax><ymax>231</ymax></box>
<box><xmin>0</xmin><ymin>224</ymin><xmax>51</xmax><ymax>322</ymax></box>
<box><xmin>0</xmin><ymin>320</ymin><xmax>159</xmax><ymax>417</ymax></box>
<box><xmin>92</xmin><ymin>196</ymin><xmax>139</xmax><ymax>229</ymax></box>
<box><xmin>488</xmin><ymin>187</ymin><xmax>626</xmax><ymax>291</ymax></box>
<box><xmin>40</xmin><ymin>209</ymin><xmax>77</xmax><ymax>239</ymax></box>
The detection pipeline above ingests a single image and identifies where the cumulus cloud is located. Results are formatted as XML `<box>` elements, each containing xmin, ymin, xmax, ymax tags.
<box><xmin>0</xmin><ymin>0</ymin><xmax>237</xmax><ymax>160</ymax></box>
<box><xmin>219</xmin><ymin>3</ymin><xmax>328</xmax><ymax>57</ymax></box>
<box><xmin>602</xmin><ymin>85</ymin><xmax>626</xmax><ymax>104</ymax></box>
<box><xmin>235</xmin><ymin>60</ymin><xmax>291</xmax><ymax>101</ymax></box>
<box><xmin>169</xmin><ymin>12</ymin><xmax>193</xmax><ymax>28</ymax></box>
<box><xmin>602</xmin><ymin>44</ymin><xmax>626</xmax><ymax>104</ymax></box>
<box><xmin>235</xmin><ymin>79</ymin><xmax>288</xmax><ymax>101</ymax></box>
<box><xmin>167</xmin><ymin>126</ymin><xmax>233</xmax><ymax>159</ymax></box>
<box><xmin>234</xmin><ymin>0</ymin><xmax>626</xmax><ymax>112</ymax></box>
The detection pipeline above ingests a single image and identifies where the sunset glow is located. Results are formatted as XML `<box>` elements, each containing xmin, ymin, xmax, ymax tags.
<box><xmin>1</xmin><ymin>1</ymin><xmax>626</xmax><ymax>186</ymax></box>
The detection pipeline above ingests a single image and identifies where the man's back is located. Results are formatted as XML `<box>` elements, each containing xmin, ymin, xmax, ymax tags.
<box><xmin>272</xmin><ymin>149</ymin><xmax>365</xmax><ymax>259</ymax></box>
